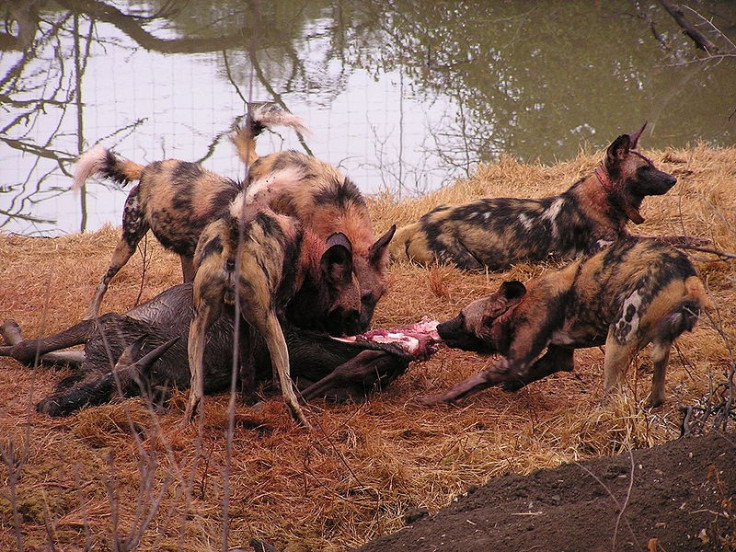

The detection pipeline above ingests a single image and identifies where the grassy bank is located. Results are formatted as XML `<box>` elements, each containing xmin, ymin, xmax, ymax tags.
<box><xmin>1</xmin><ymin>144</ymin><xmax>734</xmax><ymax>550</ymax></box>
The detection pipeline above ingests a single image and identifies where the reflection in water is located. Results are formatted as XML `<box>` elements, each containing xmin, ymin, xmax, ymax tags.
<box><xmin>1</xmin><ymin>0</ymin><xmax>734</xmax><ymax>236</ymax></box>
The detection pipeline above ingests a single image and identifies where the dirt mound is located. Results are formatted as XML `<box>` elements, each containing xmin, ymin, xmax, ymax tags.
<box><xmin>356</xmin><ymin>431</ymin><xmax>736</xmax><ymax>552</ymax></box>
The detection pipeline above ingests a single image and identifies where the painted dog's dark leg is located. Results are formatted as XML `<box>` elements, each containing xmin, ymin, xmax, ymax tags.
<box><xmin>501</xmin><ymin>346</ymin><xmax>575</xmax><ymax>391</ymax></box>
<box><xmin>441</xmin><ymin>237</ymin><xmax>484</xmax><ymax>270</ymax></box>
<box><xmin>239</xmin><ymin>324</ymin><xmax>259</xmax><ymax>403</ymax></box>
<box><xmin>416</xmin><ymin>362</ymin><xmax>507</xmax><ymax>405</ymax></box>
<box><xmin>417</xmin><ymin>346</ymin><xmax>569</xmax><ymax>405</ymax></box>
<box><xmin>417</xmin><ymin>355</ymin><xmax>515</xmax><ymax>405</ymax></box>
<box><xmin>180</xmin><ymin>254</ymin><xmax>196</xmax><ymax>283</ymax></box>
<box><xmin>86</xmin><ymin>185</ymin><xmax>150</xmax><ymax>319</ymax></box>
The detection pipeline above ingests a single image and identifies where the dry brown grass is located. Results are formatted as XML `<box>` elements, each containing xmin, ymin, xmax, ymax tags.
<box><xmin>1</xmin><ymin>144</ymin><xmax>734</xmax><ymax>551</ymax></box>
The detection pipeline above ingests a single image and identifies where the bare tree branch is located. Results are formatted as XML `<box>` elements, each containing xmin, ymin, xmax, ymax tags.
<box><xmin>657</xmin><ymin>0</ymin><xmax>721</xmax><ymax>54</ymax></box>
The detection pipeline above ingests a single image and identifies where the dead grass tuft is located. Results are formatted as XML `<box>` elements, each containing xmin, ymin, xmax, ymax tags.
<box><xmin>0</xmin><ymin>144</ymin><xmax>734</xmax><ymax>550</ymax></box>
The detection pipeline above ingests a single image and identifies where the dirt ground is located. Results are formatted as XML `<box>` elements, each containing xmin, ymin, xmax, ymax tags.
<box><xmin>354</xmin><ymin>430</ymin><xmax>736</xmax><ymax>552</ymax></box>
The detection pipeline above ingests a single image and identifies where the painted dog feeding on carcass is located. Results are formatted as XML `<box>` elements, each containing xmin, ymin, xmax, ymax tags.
<box><xmin>184</xmin><ymin>181</ymin><xmax>365</xmax><ymax>427</ymax></box>
<box><xmin>232</xmin><ymin>115</ymin><xmax>396</xmax><ymax>331</ymax></box>
<box><xmin>72</xmin><ymin>106</ymin><xmax>307</xmax><ymax>319</ymax></box>
<box><xmin>390</xmin><ymin>123</ymin><xmax>703</xmax><ymax>270</ymax></box>
<box><xmin>0</xmin><ymin>284</ymin><xmax>441</xmax><ymax>417</ymax></box>
<box><xmin>418</xmin><ymin>238</ymin><xmax>709</xmax><ymax>408</ymax></box>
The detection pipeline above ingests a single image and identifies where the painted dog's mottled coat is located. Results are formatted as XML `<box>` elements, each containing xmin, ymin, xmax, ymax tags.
<box><xmin>420</xmin><ymin>239</ymin><xmax>709</xmax><ymax>407</ymax></box>
<box><xmin>73</xmin><ymin>107</ymin><xmax>306</xmax><ymax>319</ymax></box>
<box><xmin>232</xmin><ymin>128</ymin><xmax>396</xmax><ymax>331</ymax></box>
<box><xmin>390</xmin><ymin>124</ymin><xmax>684</xmax><ymax>270</ymax></box>
<box><xmin>185</xmin><ymin>184</ymin><xmax>362</xmax><ymax>427</ymax></box>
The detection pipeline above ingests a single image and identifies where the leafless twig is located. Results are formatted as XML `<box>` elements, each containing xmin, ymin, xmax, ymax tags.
<box><xmin>576</xmin><ymin>448</ymin><xmax>641</xmax><ymax>551</ymax></box>
<box><xmin>657</xmin><ymin>0</ymin><xmax>721</xmax><ymax>54</ymax></box>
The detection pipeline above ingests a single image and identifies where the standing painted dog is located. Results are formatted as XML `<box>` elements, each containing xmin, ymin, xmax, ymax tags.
<box><xmin>184</xmin><ymin>174</ymin><xmax>364</xmax><ymax>427</ymax></box>
<box><xmin>390</xmin><ymin>124</ymin><xmax>699</xmax><ymax>270</ymax></box>
<box><xmin>73</xmin><ymin>108</ymin><xmax>307</xmax><ymax>319</ymax></box>
<box><xmin>419</xmin><ymin>239</ymin><xmax>709</xmax><ymax>407</ymax></box>
<box><xmin>76</xmin><ymin>105</ymin><xmax>394</xmax><ymax>331</ymax></box>
<box><xmin>231</xmin><ymin>120</ymin><xmax>396</xmax><ymax>331</ymax></box>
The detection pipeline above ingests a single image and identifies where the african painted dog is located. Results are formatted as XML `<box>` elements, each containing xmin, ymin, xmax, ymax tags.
<box><xmin>73</xmin><ymin>107</ymin><xmax>306</xmax><ymax>319</ymax></box>
<box><xmin>419</xmin><ymin>238</ymin><xmax>709</xmax><ymax>408</ymax></box>
<box><xmin>184</xmin><ymin>176</ymin><xmax>363</xmax><ymax>427</ymax></box>
<box><xmin>231</xmin><ymin>124</ymin><xmax>396</xmax><ymax>331</ymax></box>
<box><xmin>390</xmin><ymin>124</ymin><xmax>696</xmax><ymax>270</ymax></box>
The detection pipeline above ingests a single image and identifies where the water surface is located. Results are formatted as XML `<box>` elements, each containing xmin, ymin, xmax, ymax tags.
<box><xmin>1</xmin><ymin>0</ymin><xmax>734</xmax><ymax>236</ymax></box>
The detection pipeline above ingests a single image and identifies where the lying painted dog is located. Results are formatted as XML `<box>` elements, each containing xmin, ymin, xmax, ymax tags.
<box><xmin>390</xmin><ymin>123</ymin><xmax>703</xmax><ymax>270</ymax></box>
<box><xmin>419</xmin><ymin>239</ymin><xmax>709</xmax><ymax>407</ymax></box>
<box><xmin>0</xmin><ymin>284</ymin><xmax>441</xmax><ymax>417</ymax></box>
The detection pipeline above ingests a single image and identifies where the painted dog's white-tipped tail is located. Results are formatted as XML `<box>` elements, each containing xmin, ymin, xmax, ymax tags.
<box><xmin>230</xmin><ymin>105</ymin><xmax>311</xmax><ymax>166</ymax></box>
<box><xmin>251</xmin><ymin>104</ymin><xmax>310</xmax><ymax>138</ymax></box>
<box><xmin>72</xmin><ymin>144</ymin><xmax>108</xmax><ymax>190</ymax></box>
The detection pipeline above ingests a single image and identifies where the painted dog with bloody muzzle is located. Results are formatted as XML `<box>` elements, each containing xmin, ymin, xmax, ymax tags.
<box><xmin>183</xmin><ymin>174</ymin><xmax>365</xmax><ymax>427</ymax></box>
<box><xmin>419</xmin><ymin>239</ymin><xmax>709</xmax><ymax>408</ymax></box>
<box><xmin>232</xmin><ymin>120</ymin><xmax>396</xmax><ymax>331</ymax></box>
<box><xmin>390</xmin><ymin>124</ymin><xmax>700</xmax><ymax>270</ymax></box>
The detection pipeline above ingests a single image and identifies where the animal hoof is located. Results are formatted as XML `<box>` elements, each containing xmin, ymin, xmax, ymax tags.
<box><xmin>1</xmin><ymin>319</ymin><xmax>21</xmax><ymax>340</ymax></box>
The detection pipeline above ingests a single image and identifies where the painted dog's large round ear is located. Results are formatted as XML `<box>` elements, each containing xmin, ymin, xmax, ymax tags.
<box><xmin>499</xmin><ymin>280</ymin><xmax>526</xmax><ymax>301</ymax></box>
<box><xmin>322</xmin><ymin>233</ymin><xmax>355</xmax><ymax>285</ymax></box>
<box><xmin>628</xmin><ymin>121</ymin><xmax>647</xmax><ymax>150</ymax></box>
<box><xmin>606</xmin><ymin>134</ymin><xmax>632</xmax><ymax>164</ymax></box>
<box><xmin>483</xmin><ymin>280</ymin><xmax>526</xmax><ymax>321</ymax></box>
<box><xmin>606</xmin><ymin>122</ymin><xmax>648</xmax><ymax>166</ymax></box>
<box><xmin>327</xmin><ymin>232</ymin><xmax>353</xmax><ymax>254</ymax></box>
<box><xmin>369</xmin><ymin>224</ymin><xmax>397</xmax><ymax>266</ymax></box>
